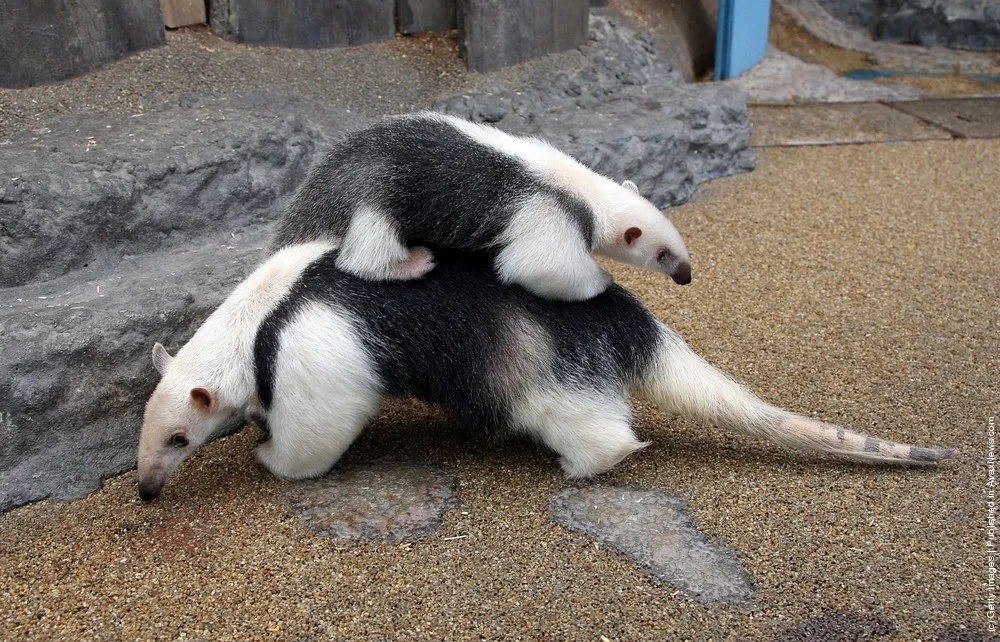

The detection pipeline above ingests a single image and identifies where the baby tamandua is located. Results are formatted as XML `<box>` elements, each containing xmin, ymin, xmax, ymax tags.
<box><xmin>269</xmin><ymin>112</ymin><xmax>691</xmax><ymax>301</ymax></box>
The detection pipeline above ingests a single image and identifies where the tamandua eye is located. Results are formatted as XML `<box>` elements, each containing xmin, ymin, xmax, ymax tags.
<box><xmin>169</xmin><ymin>433</ymin><xmax>189</xmax><ymax>449</ymax></box>
<box><xmin>656</xmin><ymin>249</ymin><xmax>670</xmax><ymax>263</ymax></box>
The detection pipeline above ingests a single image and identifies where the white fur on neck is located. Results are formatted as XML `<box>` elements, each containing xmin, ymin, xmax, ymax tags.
<box><xmin>166</xmin><ymin>240</ymin><xmax>337</xmax><ymax>409</ymax></box>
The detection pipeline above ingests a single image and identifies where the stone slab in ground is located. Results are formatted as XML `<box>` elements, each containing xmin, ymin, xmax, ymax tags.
<box><xmin>278</xmin><ymin>462</ymin><xmax>460</xmax><ymax>542</ymax></box>
<box><xmin>889</xmin><ymin>98</ymin><xmax>1000</xmax><ymax>139</ymax></box>
<box><xmin>550</xmin><ymin>485</ymin><xmax>755</xmax><ymax>605</ymax></box>
<box><xmin>749</xmin><ymin>103</ymin><xmax>952</xmax><ymax>146</ymax></box>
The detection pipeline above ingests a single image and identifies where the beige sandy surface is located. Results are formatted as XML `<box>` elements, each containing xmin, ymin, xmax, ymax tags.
<box><xmin>1</xmin><ymin>127</ymin><xmax>995</xmax><ymax>639</ymax></box>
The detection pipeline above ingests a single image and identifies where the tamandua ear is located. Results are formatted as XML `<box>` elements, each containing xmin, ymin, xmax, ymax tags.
<box><xmin>190</xmin><ymin>388</ymin><xmax>215</xmax><ymax>413</ymax></box>
<box><xmin>152</xmin><ymin>343</ymin><xmax>174</xmax><ymax>375</ymax></box>
<box><xmin>622</xmin><ymin>180</ymin><xmax>639</xmax><ymax>194</ymax></box>
<box><xmin>624</xmin><ymin>226</ymin><xmax>643</xmax><ymax>246</ymax></box>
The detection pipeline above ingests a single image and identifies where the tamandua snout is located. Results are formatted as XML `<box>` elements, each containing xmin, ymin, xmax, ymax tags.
<box><xmin>136</xmin><ymin>242</ymin><xmax>955</xmax><ymax>501</ymax></box>
<box><xmin>268</xmin><ymin>112</ymin><xmax>692</xmax><ymax>301</ymax></box>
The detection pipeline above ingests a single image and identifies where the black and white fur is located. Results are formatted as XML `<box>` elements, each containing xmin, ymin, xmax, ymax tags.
<box><xmin>268</xmin><ymin>112</ymin><xmax>692</xmax><ymax>301</ymax></box>
<box><xmin>136</xmin><ymin>241</ymin><xmax>956</xmax><ymax>501</ymax></box>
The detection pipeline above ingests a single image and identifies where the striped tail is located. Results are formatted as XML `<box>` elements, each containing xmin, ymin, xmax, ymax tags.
<box><xmin>636</xmin><ymin>323</ymin><xmax>958</xmax><ymax>465</ymax></box>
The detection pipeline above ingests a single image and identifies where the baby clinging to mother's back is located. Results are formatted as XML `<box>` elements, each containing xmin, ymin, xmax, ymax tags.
<box><xmin>268</xmin><ymin>112</ymin><xmax>692</xmax><ymax>301</ymax></box>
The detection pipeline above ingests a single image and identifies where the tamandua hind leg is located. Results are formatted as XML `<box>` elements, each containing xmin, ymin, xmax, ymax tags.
<box><xmin>495</xmin><ymin>235</ymin><xmax>613</xmax><ymax>301</ymax></box>
<box><xmin>335</xmin><ymin>205</ymin><xmax>435</xmax><ymax>281</ymax></box>
<box><xmin>256</xmin><ymin>389</ymin><xmax>382</xmax><ymax>480</ymax></box>
<box><xmin>512</xmin><ymin>387</ymin><xmax>648</xmax><ymax>478</ymax></box>
<box><xmin>255</xmin><ymin>304</ymin><xmax>384</xmax><ymax>480</ymax></box>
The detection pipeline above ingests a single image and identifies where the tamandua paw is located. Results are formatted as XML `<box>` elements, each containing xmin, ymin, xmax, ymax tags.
<box><xmin>255</xmin><ymin>441</ymin><xmax>297</xmax><ymax>480</ymax></box>
<box><xmin>396</xmin><ymin>246</ymin><xmax>436</xmax><ymax>279</ymax></box>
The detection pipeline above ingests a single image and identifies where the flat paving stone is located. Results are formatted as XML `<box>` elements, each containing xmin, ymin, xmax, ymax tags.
<box><xmin>750</xmin><ymin>103</ymin><xmax>952</xmax><ymax>146</ymax></box>
<box><xmin>890</xmin><ymin>98</ymin><xmax>1000</xmax><ymax>139</ymax></box>
<box><xmin>278</xmin><ymin>462</ymin><xmax>459</xmax><ymax>543</ymax></box>
<box><xmin>727</xmin><ymin>46</ymin><xmax>923</xmax><ymax>104</ymax></box>
<box><xmin>550</xmin><ymin>485</ymin><xmax>755</xmax><ymax>606</ymax></box>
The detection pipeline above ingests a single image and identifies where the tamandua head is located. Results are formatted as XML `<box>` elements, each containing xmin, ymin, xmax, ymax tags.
<box><xmin>136</xmin><ymin>343</ymin><xmax>238</xmax><ymax>501</ymax></box>
<box><xmin>597</xmin><ymin>180</ymin><xmax>692</xmax><ymax>285</ymax></box>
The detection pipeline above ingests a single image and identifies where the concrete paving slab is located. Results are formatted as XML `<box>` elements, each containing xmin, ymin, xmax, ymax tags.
<box><xmin>890</xmin><ymin>98</ymin><xmax>1000</xmax><ymax>138</ymax></box>
<box><xmin>750</xmin><ymin>102</ymin><xmax>952</xmax><ymax>146</ymax></box>
<box><xmin>728</xmin><ymin>46</ymin><xmax>923</xmax><ymax>104</ymax></box>
<box><xmin>550</xmin><ymin>486</ymin><xmax>756</xmax><ymax>606</ymax></box>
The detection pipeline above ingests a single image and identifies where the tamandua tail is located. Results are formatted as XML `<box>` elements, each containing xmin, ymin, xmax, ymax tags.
<box><xmin>636</xmin><ymin>323</ymin><xmax>958</xmax><ymax>465</ymax></box>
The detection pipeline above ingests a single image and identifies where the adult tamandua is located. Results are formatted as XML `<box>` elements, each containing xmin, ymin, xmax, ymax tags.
<box><xmin>137</xmin><ymin>242</ymin><xmax>956</xmax><ymax>500</ymax></box>
<box><xmin>268</xmin><ymin>112</ymin><xmax>691</xmax><ymax>301</ymax></box>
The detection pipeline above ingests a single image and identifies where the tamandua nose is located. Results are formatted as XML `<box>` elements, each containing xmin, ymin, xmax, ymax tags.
<box><xmin>670</xmin><ymin>261</ymin><xmax>692</xmax><ymax>285</ymax></box>
<box><xmin>138</xmin><ymin>480</ymin><xmax>163</xmax><ymax>502</ymax></box>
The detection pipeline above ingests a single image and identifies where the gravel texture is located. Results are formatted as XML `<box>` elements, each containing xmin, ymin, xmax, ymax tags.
<box><xmin>0</xmin><ymin>133</ymin><xmax>993</xmax><ymax>639</ymax></box>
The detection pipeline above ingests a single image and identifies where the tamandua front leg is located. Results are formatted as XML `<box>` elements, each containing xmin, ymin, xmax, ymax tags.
<box><xmin>335</xmin><ymin>205</ymin><xmax>436</xmax><ymax>281</ymax></box>
<box><xmin>494</xmin><ymin>232</ymin><xmax>612</xmax><ymax>301</ymax></box>
<box><xmin>493</xmin><ymin>197</ymin><xmax>613</xmax><ymax>301</ymax></box>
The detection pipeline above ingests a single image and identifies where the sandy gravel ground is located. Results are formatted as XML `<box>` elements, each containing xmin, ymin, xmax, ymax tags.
<box><xmin>1</xmin><ymin>130</ymin><xmax>995</xmax><ymax>639</ymax></box>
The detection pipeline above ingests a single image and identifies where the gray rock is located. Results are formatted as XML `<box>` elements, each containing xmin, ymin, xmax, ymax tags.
<box><xmin>779</xmin><ymin>0</ymin><xmax>1000</xmax><ymax>75</ymax></box>
<box><xmin>0</xmin><ymin>93</ymin><xmax>364</xmax><ymax>511</ymax></box>
<box><xmin>726</xmin><ymin>46</ymin><xmax>924</xmax><ymax>104</ymax></box>
<box><xmin>0</xmin><ymin>0</ymin><xmax>165</xmax><ymax>89</ymax></box>
<box><xmin>458</xmin><ymin>0</ymin><xmax>591</xmax><ymax>72</ymax></box>
<box><xmin>812</xmin><ymin>0</ymin><xmax>882</xmax><ymax>34</ymax></box>
<box><xmin>815</xmin><ymin>0</ymin><xmax>1000</xmax><ymax>52</ymax></box>
<box><xmin>550</xmin><ymin>485</ymin><xmax>756</xmax><ymax>605</ymax></box>
<box><xmin>278</xmin><ymin>462</ymin><xmax>460</xmax><ymax>542</ymax></box>
<box><xmin>210</xmin><ymin>0</ymin><xmax>396</xmax><ymax>48</ymax></box>
<box><xmin>1</xmin><ymin>93</ymin><xmax>359</xmax><ymax>288</ymax></box>
<box><xmin>879</xmin><ymin>0</ymin><xmax>1000</xmax><ymax>52</ymax></box>
<box><xmin>0</xmin><ymin>236</ymin><xmax>264</xmax><ymax>509</ymax></box>
<box><xmin>398</xmin><ymin>0</ymin><xmax>456</xmax><ymax>34</ymax></box>
<box><xmin>498</xmin><ymin>83</ymin><xmax>753</xmax><ymax>208</ymax></box>
<box><xmin>0</xmin><ymin>15</ymin><xmax>754</xmax><ymax>511</ymax></box>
